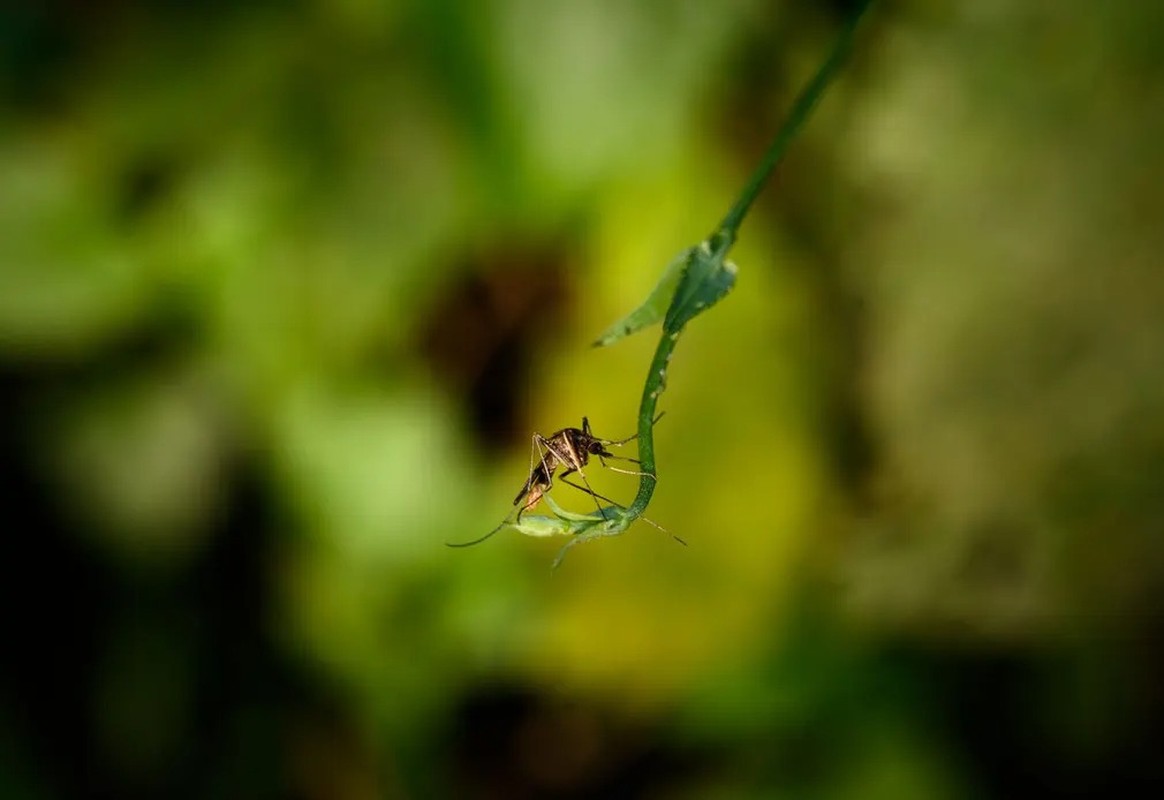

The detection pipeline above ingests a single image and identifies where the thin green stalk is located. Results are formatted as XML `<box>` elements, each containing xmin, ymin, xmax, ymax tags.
<box><xmin>624</xmin><ymin>326</ymin><xmax>678</xmax><ymax>517</ymax></box>
<box><xmin>713</xmin><ymin>0</ymin><xmax>874</xmax><ymax>252</ymax></box>
<box><xmin>622</xmin><ymin>1</ymin><xmax>874</xmax><ymax>523</ymax></box>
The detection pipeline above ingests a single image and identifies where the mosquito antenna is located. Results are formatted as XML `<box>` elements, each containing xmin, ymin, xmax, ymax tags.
<box><xmin>559</xmin><ymin>467</ymin><xmax>606</xmax><ymax>517</ymax></box>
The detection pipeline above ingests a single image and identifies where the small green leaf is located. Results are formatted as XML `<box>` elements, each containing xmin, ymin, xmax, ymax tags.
<box><xmin>663</xmin><ymin>241</ymin><xmax>737</xmax><ymax>334</ymax></box>
<box><xmin>592</xmin><ymin>248</ymin><xmax>693</xmax><ymax>347</ymax></box>
<box><xmin>507</xmin><ymin>513</ymin><xmax>585</xmax><ymax>538</ymax></box>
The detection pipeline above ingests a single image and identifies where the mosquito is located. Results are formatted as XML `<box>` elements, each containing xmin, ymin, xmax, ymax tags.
<box><xmin>513</xmin><ymin>413</ymin><xmax>661</xmax><ymax>521</ymax></box>
<box><xmin>447</xmin><ymin>413</ymin><xmax>683</xmax><ymax>550</ymax></box>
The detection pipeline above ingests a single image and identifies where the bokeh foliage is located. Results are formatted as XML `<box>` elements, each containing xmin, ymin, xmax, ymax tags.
<box><xmin>2</xmin><ymin>1</ymin><xmax>1163</xmax><ymax>797</ymax></box>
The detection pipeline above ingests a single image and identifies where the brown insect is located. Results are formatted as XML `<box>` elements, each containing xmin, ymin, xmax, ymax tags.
<box><xmin>514</xmin><ymin>415</ymin><xmax>659</xmax><ymax>520</ymax></box>
<box><xmin>446</xmin><ymin>413</ymin><xmax>678</xmax><ymax>551</ymax></box>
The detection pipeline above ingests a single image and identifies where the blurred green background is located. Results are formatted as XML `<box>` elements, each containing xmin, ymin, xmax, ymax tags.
<box><xmin>3</xmin><ymin>1</ymin><xmax>1163</xmax><ymax>797</ymax></box>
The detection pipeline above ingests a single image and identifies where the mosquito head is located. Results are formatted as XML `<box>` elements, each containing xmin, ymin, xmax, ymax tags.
<box><xmin>586</xmin><ymin>439</ymin><xmax>613</xmax><ymax>458</ymax></box>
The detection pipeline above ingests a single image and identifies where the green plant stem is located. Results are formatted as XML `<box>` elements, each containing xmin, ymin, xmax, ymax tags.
<box><xmin>623</xmin><ymin>0</ymin><xmax>873</xmax><ymax>522</ymax></box>
<box><xmin>713</xmin><ymin>0</ymin><xmax>873</xmax><ymax>251</ymax></box>
<box><xmin>625</xmin><ymin>328</ymin><xmax>679</xmax><ymax>518</ymax></box>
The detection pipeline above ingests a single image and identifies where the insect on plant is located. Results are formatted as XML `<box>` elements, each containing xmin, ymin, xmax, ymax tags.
<box><xmin>447</xmin><ymin>495</ymin><xmax>623</xmax><ymax>560</ymax></box>
<box><xmin>447</xmin><ymin>414</ymin><xmax>677</xmax><ymax>552</ymax></box>
<box><xmin>513</xmin><ymin>413</ymin><xmax>662</xmax><ymax>521</ymax></box>
<box><xmin>448</xmin><ymin>0</ymin><xmax>874</xmax><ymax>566</ymax></box>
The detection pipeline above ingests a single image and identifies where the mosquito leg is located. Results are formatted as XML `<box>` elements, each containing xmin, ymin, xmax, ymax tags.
<box><xmin>567</xmin><ymin>475</ymin><xmax>675</xmax><ymax>542</ymax></box>
<box><xmin>557</xmin><ymin>488</ymin><xmax>686</xmax><ymax>551</ymax></box>
<box><xmin>557</xmin><ymin>467</ymin><xmax>605</xmax><ymax>516</ymax></box>
<box><xmin>558</xmin><ymin>476</ymin><xmax>681</xmax><ymax>548</ymax></box>
<box><xmin>596</xmin><ymin>453</ymin><xmax>656</xmax><ymax>479</ymax></box>
<box><xmin>534</xmin><ymin>433</ymin><xmax>568</xmax><ymax>473</ymax></box>
<box><xmin>559</xmin><ymin>473</ymin><xmax>626</xmax><ymax>510</ymax></box>
<box><xmin>564</xmin><ymin>464</ymin><xmax>681</xmax><ymax>547</ymax></box>
<box><xmin>549</xmin><ymin>512</ymin><xmax>683</xmax><ymax>569</ymax></box>
<box><xmin>636</xmin><ymin>513</ymin><xmax>686</xmax><ymax>546</ymax></box>
<box><xmin>517</xmin><ymin>434</ymin><xmax>558</xmax><ymax>521</ymax></box>
<box><xmin>601</xmin><ymin>464</ymin><xmax>654</xmax><ymax>477</ymax></box>
<box><xmin>514</xmin><ymin>434</ymin><xmax>544</xmax><ymax>517</ymax></box>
